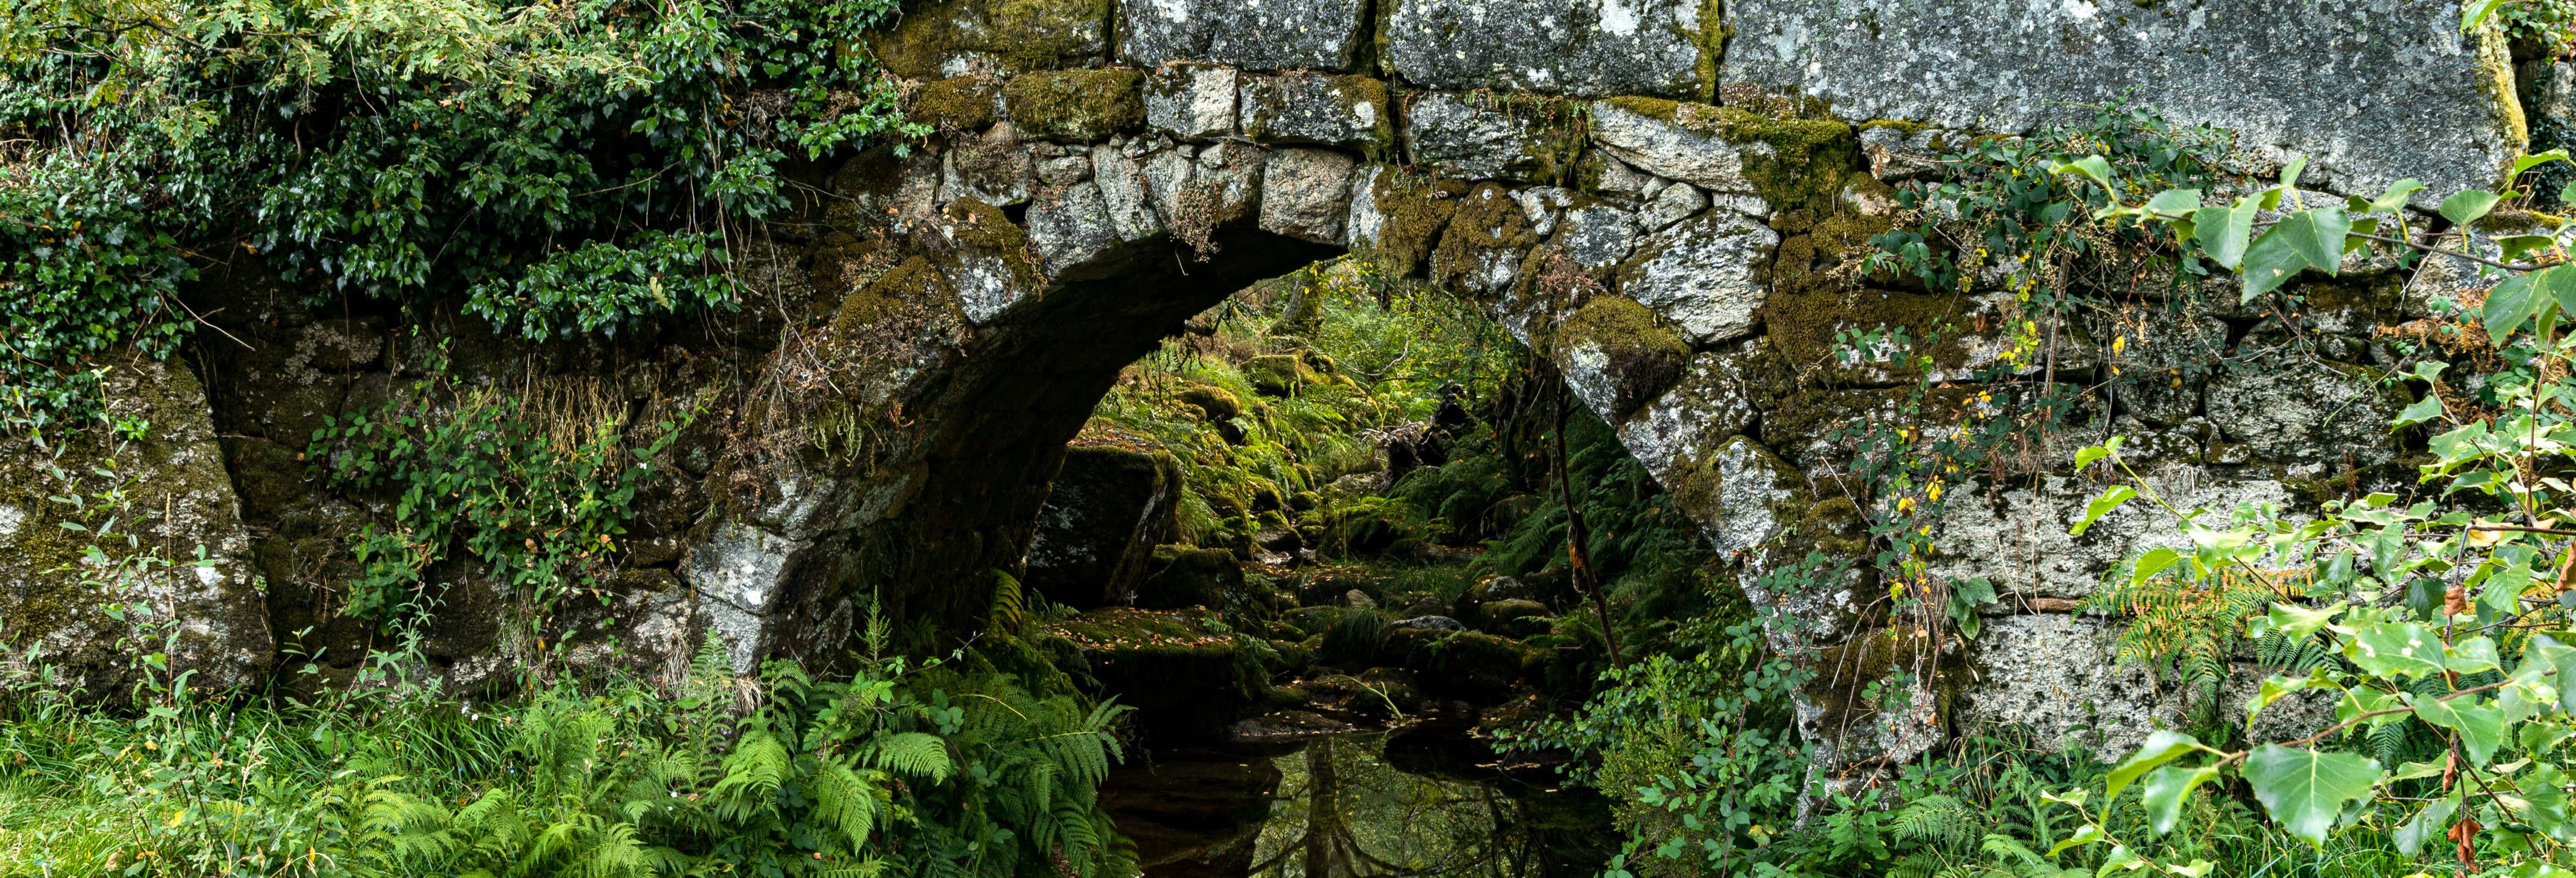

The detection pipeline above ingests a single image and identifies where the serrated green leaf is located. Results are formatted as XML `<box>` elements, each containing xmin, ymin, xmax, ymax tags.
<box><xmin>2515</xmin><ymin>149</ymin><xmax>2570</xmax><ymax>181</ymax></box>
<box><xmin>2393</xmin><ymin>797</ymin><xmax>2460</xmax><ymax>856</ymax></box>
<box><xmin>2345</xmin><ymin>622</ymin><xmax>2449</xmax><ymax>680</ymax></box>
<box><xmin>2274</xmin><ymin>208</ymin><xmax>2352</xmax><ymax>277</ymax></box>
<box><xmin>2502</xmin><ymin>234</ymin><xmax>2558</xmax><ymax>263</ymax></box>
<box><xmin>2240</xmin><ymin>225</ymin><xmax>2312</xmax><ymax>301</ymax></box>
<box><xmin>2108</xmin><ymin>730</ymin><xmax>2210</xmax><ymax>802</ymax></box>
<box><xmin>2055</xmin><ymin>155</ymin><xmax>2114</xmax><ymax>192</ymax></box>
<box><xmin>2141</xmin><ymin>763</ymin><xmax>2220</xmax><ymax>835</ymax></box>
<box><xmin>2242</xmin><ymin>745</ymin><xmax>2381</xmax><ymax>847</ymax></box>
<box><xmin>2524</xmin><ymin>721</ymin><xmax>2575</xmax><ymax>755</ymax></box>
<box><xmin>2266</xmin><ymin>601</ymin><xmax>2345</xmax><ymax>641</ymax></box>
<box><xmin>2484</xmin><ymin>268</ymin><xmax>2548</xmax><ymax>345</ymax></box>
<box><xmin>2408</xmin><ymin>693</ymin><xmax>2505</xmax><ymax>765</ymax></box>
<box><xmin>2144</xmin><ymin>189</ymin><xmax>2201</xmax><ymax>217</ymax></box>
<box><xmin>2371</xmin><ymin>179</ymin><xmax>2428</xmax><ymax>214</ymax></box>
<box><xmin>2046</xmin><ymin>822</ymin><xmax>2104</xmax><ymax>856</ymax></box>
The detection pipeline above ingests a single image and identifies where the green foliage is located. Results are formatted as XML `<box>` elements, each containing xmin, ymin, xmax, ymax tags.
<box><xmin>0</xmin><ymin>0</ymin><xmax>925</xmax><ymax>418</ymax></box>
<box><xmin>307</xmin><ymin>343</ymin><xmax>690</xmax><ymax>627</ymax></box>
<box><xmin>0</xmin><ymin>624</ymin><xmax>1133</xmax><ymax>877</ymax></box>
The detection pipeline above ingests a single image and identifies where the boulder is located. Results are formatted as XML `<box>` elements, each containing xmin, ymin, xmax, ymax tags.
<box><xmin>1121</xmin><ymin>0</ymin><xmax>1371</xmax><ymax>71</ymax></box>
<box><xmin>1137</xmin><ymin>545</ymin><xmax>1244</xmax><ymax>610</ymax></box>
<box><xmin>1387</xmin><ymin>615</ymin><xmax>1463</xmax><ymax>631</ymax></box>
<box><xmin>1023</xmin><ymin>445</ymin><xmax>1186</xmax><ymax>607</ymax></box>
<box><xmin>1382</xmin><ymin>0</ymin><xmax>1711</xmax><ymax>98</ymax></box>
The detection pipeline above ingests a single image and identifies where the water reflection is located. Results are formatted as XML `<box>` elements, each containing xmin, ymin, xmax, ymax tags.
<box><xmin>1245</xmin><ymin>732</ymin><xmax>1539</xmax><ymax>877</ymax></box>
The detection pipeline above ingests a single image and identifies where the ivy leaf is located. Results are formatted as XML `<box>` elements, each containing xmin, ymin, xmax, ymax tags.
<box><xmin>2108</xmin><ymin>729</ymin><xmax>2211</xmax><ymax>802</ymax></box>
<box><xmin>2242</xmin><ymin>745</ymin><xmax>2381</xmax><ymax>847</ymax></box>
<box><xmin>2069</xmin><ymin>485</ymin><xmax>2137</xmax><ymax>536</ymax></box>
<box><xmin>2344</xmin><ymin>622</ymin><xmax>2449</xmax><ymax>681</ymax></box>
<box><xmin>2394</xmin><ymin>797</ymin><xmax>2460</xmax><ymax>856</ymax></box>
<box><xmin>2440</xmin><ymin>190</ymin><xmax>2503</xmax><ymax>227</ymax></box>
<box><xmin>2274</xmin><ymin>208</ymin><xmax>2352</xmax><ymax>277</ymax></box>
<box><xmin>2141</xmin><ymin>763</ymin><xmax>2220</xmax><ymax>835</ymax></box>
<box><xmin>2408</xmin><ymin>693</ymin><xmax>2505</xmax><ymax>765</ymax></box>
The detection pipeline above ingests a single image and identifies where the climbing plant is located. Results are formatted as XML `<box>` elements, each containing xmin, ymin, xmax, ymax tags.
<box><xmin>0</xmin><ymin>0</ymin><xmax>924</xmax><ymax>418</ymax></box>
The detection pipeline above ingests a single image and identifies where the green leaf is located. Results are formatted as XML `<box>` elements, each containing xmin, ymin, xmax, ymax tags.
<box><xmin>2408</xmin><ymin>693</ymin><xmax>2505</xmax><ymax>765</ymax></box>
<box><xmin>2515</xmin><ymin>149</ymin><xmax>2571</xmax><ymax>181</ymax></box>
<box><xmin>2144</xmin><ymin>189</ymin><xmax>2202</xmax><ymax>217</ymax></box>
<box><xmin>2266</xmin><ymin>601</ymin><xmax>2346</xmax><ymax>641</ymax></box>
<box><xmin>2483</xmin><ymin>268</ymin><xmax>2548</xmax><ymax>346</ymax></box>
<box><xmin>2370</xmin><ymin>179</ymin><xmax>2428</xmax><ymax>214</ymax></box>
<box><xmin>2240</xmin><ymin>226</ymin><xmax>2314</xmax><ymax>301</ymax></box>
<box><xmin>2280</xmin><ymin>156</ymin><xmax>2309</xmax><ymax>190</ymax></box>
<box><xmin>2394</xmin><ymin>394</ymin><xmax>2445</xmax><ymax>427</ymax></box>
<box><xmin>2131</xmin><ymin>547</ymin><xmax>2184</xmax><ymax>587</ymax></box>
<box><xmin>2108</xmin><ymin>730</ymin><xmax>2210</xmax><ymax>802</ymax></box>
<box><xmin>2241</xmin><ymin>745</ymin><xmax>2382</xmax><ymax>848</ymax></box>
<box><xmin>2501</xmin><ymin>234</ymin><xmax>2558</xmax><ymax>263</ymax></box>
<box><xmin>2141</xmin><ymin>764</ymin><xmax>2220</xmax><ymax>835</ymax></box>
<box><xmin>2528</xmin><ymin>721</ymin><xmax>2576</xmax><ymax>755</ymax></box>
<box><xmin>2251</xmin><ymin>672</ymin><xmax>2337</xmax><ymax>724</ymax></box>
<box><xmin>2275</xmin><ymin>208</ymin><xmax>2353</xmax><ymax>277</ymax></box>
<box><xmin>2441</xmin><ymin>190</ymin><xmax>2503</xmax><ymax>227</ymax></box>
<box><xmin>2194</xmin><ymin>196</ymin><xmax>2262</xmax><ymax>270</ymax></box>
<box><xmin>2070</xmin><ymin>485</ymin><xmax>2138</xmax><ymax>536</ymax></box>
<box><xmin>2393</xmin><ymin>797</ymin><xmax>2460</xmax><ymax>856</ymax></box>
<box><xmin>2054</xmin><ymin>155</ymin><xmax>2115</xmax><ymax>192</ymax></box>
<box><xmin>2345</xmin><ymin>622</ymin><xmax>2450</xmax><ymax>681</ymax></box>
<box><xmin>2046</xmin><ymin>822</ymin><xmax>2104</xmax><ymax>856</ymax></box>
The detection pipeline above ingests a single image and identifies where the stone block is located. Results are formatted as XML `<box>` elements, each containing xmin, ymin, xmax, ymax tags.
<box><xmin>1615</xmin><ymin>209</ymin><xmax>1774</xmax><ymax>344</ymax></box>
<box><xmin>1024</xmin><ymin>446</ymin><xmax>1185</xmax><ymax>608</ymax></box>
<box><xmin>1553</xmin><ymin>204</ymin><xmax>1637</xmax><ymax>268</ymax></box>
<box><xmin>2205</xmin><ymin>361</ymin><xmax>2405</xmax><ymax>473</ymax></box>
<box><xmin>1027</xmin><ymin>181</ymin><xmax>1120</xmax><ymax>274</ymax></box>
<box><xmin>1145</xmin><ymin>63</ymin><xmax>1239</xmax><ymax>140</ymax></box>
<box><xmin>1003</xmin><ymin>69</ymin><xmax>1145</xmax><ymax>142</ymax></box>
<box><xmin>1258</xmin><ymin>147</ymin><xmax>1358</xmax><ymax>244</ymax></box>
<box><xmin>1588</xmin><ymin>99</ymin><xmax>1759</xmax><ymax>194</ymax></box>
<box><xmin>871</xmin><ymin>0</ymin><xmax>1111</xmax><ymax>80</ymax></box>
<box><xmin>1382</xmin><ymin>0</ymin><xmax>1711</xmax><ymax>97</ymax></box>
<box><xmin>1617</xmin><ymin>338</ymin><xmax>1763</xmax><ymax>487</ymax></box>
<box><xmin>1722</xmin><ymin>0</ymin><xmax>2521</xmax><ymax>207</ymax></box>
<box><xmin>1089</xmin><ymin>140</ymin><xmax>1168</xmax><ymax>240</ymax></box>
<box><xmin>940</xmin><ymin>122</ymin><xmax>1037</xmax><ymax>206</ymax></box>
<box><xmin>1403</xmin><ymin>92</ymin><xmax>1581</xmax><ymax>182</ymax></box>
<box><xmin>1121</xmin><ymin>0</ymin><xmax>1370</xmax><ymax>71</ymax></box>
<box><xmin>1553</xmin><ymin>296</ymin><xmax>1690</xmax><ymax>423</ymax></box>
<box><xmin>1240</xmin><ymin>74</ymin><xmax>1392</xmax><ymax>151</ymax></box>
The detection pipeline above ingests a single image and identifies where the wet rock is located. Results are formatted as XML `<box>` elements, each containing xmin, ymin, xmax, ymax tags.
<box><xmin>1258</xmin><ymin>147</ymin><xmax>1357</xmax><ymax>245</ymax></box>
<box><xmin>1343</xmin><ymin>589</ymin><xmax>1376</xmax><ymax>610</ymax></box>
<box><xmin>1121</xmin><ymin>0</ymin><xmax>1371</xmax><ymax>71</ymax></box>
<box><xmin>1404</xmin><ymin>92</ymin><xmax>1581</xmax><ymax>182</ymax></box>
<box><xmin>1024</xmin><ymin>445</ymin><xmax>1186</xmax><ymax>607</ymax></box>
<box><xmin>1388</xmin><ymin>615</ymin><xmax>1462</xmax><ymax>631</ymax></box>
<box><xmin>1722</xmin><ymin>0</ymin><xmax>2515</xmax><ymax>207</ymax></box>
<box><xmin>1382</xmin><ymin>0</ymin><xmax>1710</xmax><ymax>98</ymax></box>
<box><xmin>1145</xmin><ymin>64</ymin><xmax>1239</xmax><ymax>140</ymax></box>
<box><xmin>1615</xmin><ymin>209</ymin><xmax>1774</xmax><ymax>345</ymax></box>
<box><xmin>1230</xmin><ymin>708</ymin><xmax>1357</xmax><ymax>743</ymax></box>
<box><xmin>1240</xmin><ymin>74</ymin><xmax>1392</xmax><ymax>151</ymax></box>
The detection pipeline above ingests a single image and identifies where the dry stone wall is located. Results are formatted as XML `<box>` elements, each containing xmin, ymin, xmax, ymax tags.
<box><xmin>0</xmin><ymin>0</ymin><xmax>2547</xmax><ymax>766</ymax></box>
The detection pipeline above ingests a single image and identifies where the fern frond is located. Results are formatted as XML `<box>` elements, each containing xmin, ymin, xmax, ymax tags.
<box><xmin>872</xmin><ymin>731</ymin><xmax>954</xmax><ymax>783</ymax></box>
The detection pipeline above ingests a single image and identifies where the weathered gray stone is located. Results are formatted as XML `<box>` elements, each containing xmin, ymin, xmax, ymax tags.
<box><xmin>940</xmin><ymin>123</ymin><xmax>1037</xmax><ymax>206</ymax></box>
<box><xmin>1144</xmin><ymin>63</ymin><xmax>1238</xmax><ymax>140</ymax></box>
<box><xmin>1637</xmin><ymin>180</ymin><xmax>1704</xmax><ymax>231</ymax></box>
<box><xmin>1698</xmin><ymin>435</ymin><xmax>1801</xmax><ymax>559</ymax></box>
<box><xmin>2111</xmin><ymin>316</ymin><xmax>2227</xmax><ymax>428</ymax></box>
<box><xmin>1404</xmin><ymin>92</ymin><xmax>1576</xmax><ymax>181</ymax></box>
<box><xmin>1240</xmin><ymin>74</ymin><xmax>1392</xmax><ymax>151</ymax></box>
<box><xmin>1619</xmin><ymin>339</ymin><xmax>1763</xmax><ymax>487</ymax></box>
<box><xmin>1343</xmin><ymin>164</ymin><xmax>1389</xmax><ymax>249</ymax></box>
<box><xmin>1927</xmin><ymin>470</ymin><xmax>2291</xmax><ymax>602</ymax></box>
<box><xmin>1588</xmin><ymin>100</ymin><xmax>1760</xmax><ymax>194</ymax></box>
<box><xmin>870</xmin><ymin>0</ymin><xmax>1110</xmax><ymax>80</ymax></box>
<box><xmin>1028</xmin><ymin>181</ymin><xmax>1120</xmax><ymax>273</ymax></box>
<box><xmin>1554</xmin><ymin>204</ymin><xmax>1637</xmax><ymax>268</ymax></box>
<box><xmin>1037</xmin><ymin>154</ymin><xmax>1094</xmax><ymax>185</ymax></box>
<box><xmin>1382</xmin><ymin>0</ymin><xmax>1711</xmax><ymax>97</ymax></box>
<box><xmin>1589</xmin><ymin>152</ymin><xmax>1652</xmax><ymax>198</ymax></box>
<box><xmin>1723</xmin><ymin>0</ymin><xmax>2523</xmax><ymax>206</ymax></box>
<box><xmin>1122</xmin><ymin>0</ymin><xmax>1370</xmax><ymax>71</ymax></box>
<box><xmin>1616</xmin><ymin>209</ymin><xmax>1775</xmax><ymax>344</ymax></box>
<box><xmin>1089</xmin><ymin>140</ymin><xmax>1168</xmax><ymax>240</ymax></box>
<box><xmin>1962</xmin><ymin>614</ymin><xmax>2179</xmax><ymax>758</ymax></box>
<box><xmin>1511</xmin><ymin>186</ymin><xmax>1574</xmax><ymax>235</ymax></box>
<box><xmin>1258</xmin><ymin>148</ymin><xmax>1357</xmax><ymax>244</ymax></box>
<box><xmin>2205</xmin><ymin>361</ymin><xmax>2405</xmax><ymax>474</ymax></box>
<box><xmin>1189</xmin><ymin>140</ymin><xmax>1269</xmax><ymax>224</ymax></box>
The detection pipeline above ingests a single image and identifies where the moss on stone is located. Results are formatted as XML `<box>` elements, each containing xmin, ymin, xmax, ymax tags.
<box><xmin>1551</xmin><ymin>296</ymin><xmax>1690</xmax><ymax>419</ymax></box>
<box><xmin>868</xmin><ymin>0</ymin><xmax>1113</xmax><ymax>81</ymax></box>
<box><xmin>1003</xmin><ymin>69</ymin><xmax>1144</xmax><ymax>142</ymax></box>
<box><xmin>909</xmin><ymin>76</ymin><xmax>1001</xmax><ymax>130</ymax></box>
<box><xmin>1430</xmin><ymin>183</ymin><xmax>1539</xmax><ymax>292</ymax></box>
<box><xmin>1366</xmin><ymin>172</ymin><xmax>1470</xmax><ymax>278</ymax></box>
<box><xmin>835</xmin><ymin>255</ymin><xmax>959</xmax><ymax>336</ymax></box>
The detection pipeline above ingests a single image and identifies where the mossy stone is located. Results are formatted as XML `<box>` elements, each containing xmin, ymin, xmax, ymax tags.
<box><xmin>909</xmin><ymin>76</ymin><xmax>1001</xmax><ymax>130</ymax></box>
<box><xmin>868</xmin><ymin>0</ymin><xmax>1112</xmax><ymax>81</ymax></box>
<box><xmin>1550</xmin><ymin>296</ymin><xmax>1690</xmax><ymax>421</ymax></box>
<box><xmin>1003</xmin><ymin>70</ymin><xmax>1145</xmax><ymax>142</ymax></box>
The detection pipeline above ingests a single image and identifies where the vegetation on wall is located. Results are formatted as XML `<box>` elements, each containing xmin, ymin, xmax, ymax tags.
<box><xmin>0</xmin><ymin>0</ymin><xmax>923</xmax><ymax>419</ymax></box>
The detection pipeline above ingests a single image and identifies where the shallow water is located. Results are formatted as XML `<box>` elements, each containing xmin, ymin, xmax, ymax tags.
<box><xmin>1101</xmin><ymin>722</ymin><xmax>1610</xmax><ymax>877</ymax></box>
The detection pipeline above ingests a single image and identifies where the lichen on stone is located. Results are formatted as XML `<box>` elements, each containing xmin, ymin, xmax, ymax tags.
<box><xmin>1003</xmin><ymin>69</ymin><xmax>1145</xmax><ymax>142</ymax></box>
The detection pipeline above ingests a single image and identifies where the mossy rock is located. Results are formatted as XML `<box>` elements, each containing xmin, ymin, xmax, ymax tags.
<box><xmin>1430</xmin><ymin>183</ymin><xmax>1540</xmax><ymax>296</ymax></box>
<box><xmin>1550</xmin><ymin>296</ymin><xmax>1690</xmax><ymax>421</ymax></box>
<box><xmin>908</xmin><ymin>76</ymin><xmax>1001</xmax><ymax>130</ymax></box>
<box><xmin>1137</xmin><ymin>545</ymin><xmax>1243</xmax><ymax>610</ymax></box>
<box><xmin>1003</xmin><ymin>69</ymin><xmax>1144</xmax><ymax>142</ymax></box>
<box><xmin>867</xmin><ymin>0</ymin><xmax>1112</xmax><ymax>80</ymax></box>
<box><xmin>1241</xmin><ymin>352</ymin><xmax>1337</xmax><ymax>396</ymax></box>
<box><xmin>1389</xmin><ymin>629</ymin><xmax>1531</xmax><ymax>701</ymax></box>
<box><xmin>1476</xmin><ymin>598</ymin><xmax>1552</xmax><ymax>637</ymax></box>
<box><xmin>1047</xmin><ymin>607</ymin><xmax>1263</xmax><ymax>741</ymax></box>
<box><xmin>1174</xmin><ymin>383</ymin><xmax>1244</xmax><ymax>420</ymax></box>
<box><xmin>1362</xmin><ymin>172</ymin><xmax>1470</xmax><ymax>278</ymax></box>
